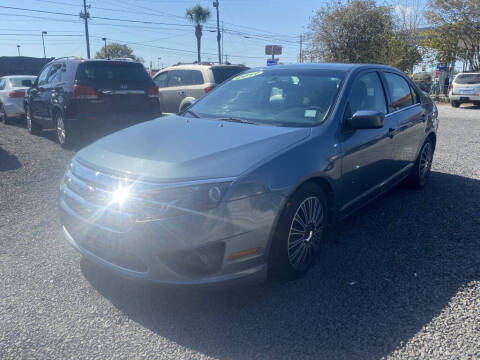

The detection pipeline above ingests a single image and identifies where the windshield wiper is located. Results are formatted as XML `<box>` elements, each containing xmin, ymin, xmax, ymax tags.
<box><xmin>216</xmin><ymin>117</ymin><xmax>258</xmax><ymax>125</ymax></box>
<box><xmin>184</xmin><ymin>110</ymin><xmax>199</xmax><ymax>118</ymax></box>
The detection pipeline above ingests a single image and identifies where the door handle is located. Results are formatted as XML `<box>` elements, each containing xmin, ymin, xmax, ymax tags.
<box><xmin>388</xmin><ymin>128</ymin><xmax>396</xmax><ymax>138</ymax></box>
<box><xmin>177</xmin><ymin>91</ymin><xmax>185</xmax><ymax>96</ymax></box>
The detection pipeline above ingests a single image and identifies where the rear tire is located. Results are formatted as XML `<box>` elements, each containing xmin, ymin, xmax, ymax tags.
<box><xmin>269</xmin><ymin>183</ymin><xmax>328</xmax><ymax>280</ymax></box>
<box><xmin>451</xmin><ymin>100</ymin><xmax>460</xmax><ymax>108</ymax></box>
<box><xmin>0</xmin><ymin>105</ymin><xmax>10</xmax><ymax>124</ymax></box>
<box><xmin>403</xmin><ymin>139</ymin><xmax>434</xmax><ymax>189</ymax></box>
<box><xmin>55</xmin><ymin>111</ymin><xmax>74</xmax><ymax>149</ymax></box>
<box><xmin>26</xmin><ymin>106</ymin><xmax>41</xmax><ymax>135</ymax></box>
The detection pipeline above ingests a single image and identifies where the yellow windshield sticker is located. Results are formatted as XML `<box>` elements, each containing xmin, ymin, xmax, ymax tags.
<box><xmin>232</xmin><ymin>71</ymin><xmax>263</xmax><ymax>81</ymax></box>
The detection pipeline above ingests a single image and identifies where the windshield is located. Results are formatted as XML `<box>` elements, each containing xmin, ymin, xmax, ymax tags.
<box><xmin>455</xmin><ymin>74</ymin><xmax>480</xmax><ymax>84</ymax></box>
<box><xmin>10</xmin><ymin>77</ymin><xmax>36</xmax><ymax>87</ymax></box>
<box><xmin>189</xmin><ymin>69</ymin><xmax>346</xmax><ymax>127</ymax></box>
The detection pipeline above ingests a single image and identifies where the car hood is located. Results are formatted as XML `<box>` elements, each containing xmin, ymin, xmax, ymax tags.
<box><xmin>76</xmin><ymin>115</ymin><xmax>311</xmax><ymax>182</ymax></box>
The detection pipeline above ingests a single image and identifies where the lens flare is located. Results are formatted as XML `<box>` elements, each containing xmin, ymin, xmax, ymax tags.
<box><xmin>111</xmin><ymin>186</ymin><xmax>130</xmax><ymax>205</ymax></box>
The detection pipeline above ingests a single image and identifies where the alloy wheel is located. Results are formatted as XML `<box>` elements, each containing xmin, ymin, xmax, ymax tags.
<box><xmin>419</xmin><ymin>142</ymin><xmax>433</xmax><ymax>182</ymax></box>
<box><xmin>287</xmin><ymin>196</ymin><xmax>324</xmax><ymax>271</ymax></box>
<box><xmin>56</xmin><ymin>115</ymin><xmax>66</xmax><ymax>145</ymax></box>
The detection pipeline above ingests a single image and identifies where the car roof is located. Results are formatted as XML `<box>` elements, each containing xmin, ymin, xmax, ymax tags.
<box><xmin>256</xmin><ymin>63</ymin><xmax>401</xmax><ymax>72</ymax></box>
<box><xmin>1</xmin><ymin>75</ymin><xmax>36</xmax><ymax>78</ymax></box>
<box><xmin>160</xmin><ymin>63</ymin><xmax>246</xmax><ymax>71</ymax></box>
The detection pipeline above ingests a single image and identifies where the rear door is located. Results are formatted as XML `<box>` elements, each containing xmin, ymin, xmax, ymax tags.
<box><xmin>382</xmin><ymin>72</ymin><xmax>425</xmax><ymax>172</ymax></box>
<box><xmin>161</xmin><ymin>70</ymin><xmax>195</xmax><ymax>113</ymax></box>
<box><xmin>74</xmin><ymin>61</ymin><xmax>158</xmax><ymax>120</ymax></box>
<box><xmin>153</xmin><ymin>71</ymin><xmax>169</xmax><ymax>114</ymax></box>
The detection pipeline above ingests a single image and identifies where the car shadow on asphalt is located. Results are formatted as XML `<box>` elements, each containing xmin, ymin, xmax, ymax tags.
<box><xmin>0</xmin><ymin>145</ymin><xmax>22</xmax><ymax>171</ymax></box>
<box><xmin>81</xmin><ymin>171</ymin><xmax>480</xmax><ymax>360</ymax></box>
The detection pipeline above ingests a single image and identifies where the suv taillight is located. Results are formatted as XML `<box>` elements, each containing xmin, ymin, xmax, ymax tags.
<box><xmin>449</xmin><ymin>84</ymin><xmax>453</xmax><ymax>91</ymax></box>
<box><xmin>204</xmin><ymin>85</ymin><xmax>215</xmax><ymax>94</ymax></box>
<box><xmin>72</xmin><ymin>84</ymin><xmax>98</xmax><ymax>99</ymax></box>
<box><xmin>147</xmin><ymin>86</ymin><xmax>159</xmax><ymax>98</ymax></box>
<box><xmin>9</xmin><ymin>91</ymin><xmax>25</xmax><ymax>98</ymax></box>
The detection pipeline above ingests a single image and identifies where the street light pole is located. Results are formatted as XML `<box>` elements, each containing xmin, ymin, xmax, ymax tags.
<box><xmin>41</xmin><ymin>31</ymin><xmax>47</xmax><ymax>58</ymax></box>
<box><xmin>157</xmin><ymin>57</ymin><xmax>161</xmax><ymax>69</ymax></box>
<box><xmin>17</xmin><ymin>45</ymin><xmax>21</xmax><ymax>56</ymax></box>
<box><xmin>213</xmin><ymin>0</ymin><xmax>221</xmax><ymax>64</ymax></box>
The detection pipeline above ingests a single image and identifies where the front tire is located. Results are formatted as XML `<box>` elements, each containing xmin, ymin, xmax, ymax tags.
<box><xmin>451</xmin><ymin>100</ymin><xmax>460</xmax><ymax>108</ymax></box>
<box><xmin>403</xmin><ymin>139</ymin><xmax>434</xmax><ymax>189</ymax></box>
<box><xmin>269</xmin><ymin>183</ymin><xmax>328</xmax><ymax>280</ymax></box>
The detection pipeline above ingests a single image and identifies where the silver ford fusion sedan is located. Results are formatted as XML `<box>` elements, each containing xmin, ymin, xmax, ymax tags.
<box><xmin>59</xmin><ymin>64</ymin><xmax>438</xmax><ymax>284</ymax></box>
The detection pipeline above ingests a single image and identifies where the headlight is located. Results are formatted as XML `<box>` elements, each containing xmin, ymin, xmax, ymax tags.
<box><xmin>137</xmin><ymin>181</ymin><xmax>231</xmax><ymax>220</ymax></box>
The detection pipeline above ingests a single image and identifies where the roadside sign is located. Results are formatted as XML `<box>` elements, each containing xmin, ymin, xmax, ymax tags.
<box><xmin>267</xmin><ymin>59</ymin><xmax>278</xmax><ymax>66</ymax></box>
<box><xmin>265</xmin><ymin>45</ymin><xmax>282</xmax><ymax>56</ymax></box>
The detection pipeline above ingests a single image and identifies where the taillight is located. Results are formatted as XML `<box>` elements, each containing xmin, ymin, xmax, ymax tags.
<box><xmin>9</xmin><ymin>91</ymin><xmax>25</xmax><ymax>98</ymax></box>
<box><xmin>204</xmin><ymin>85</ymin><xmax>215</xmax><ymax>94</ymax></box>
<box><xmin>72</xmin><ymin>84</ymin><xmax>98</xmax><ymax>99</ymax></box>
<box><xmin>147</xmin><ymin>86</ymin><xmax>159</xmax><ymax>98</ymax></box>
<box><xmin>449</xmin><ymin>84</ymin><xmax>453</xmax><ymax>91</ymax></box>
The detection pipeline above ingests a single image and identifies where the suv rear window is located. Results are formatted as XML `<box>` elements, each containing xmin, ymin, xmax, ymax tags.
<box><xmin>76</xmin><ymin>62</ymin><xmax>151</xmax><ymax>83</ymax></box>
<box><xmin>211</xmin><ymin>67</ymin><xmax>246</xmax><ymax>84</ymax></box>
<box><xmin>455</xmin><ymin>74</ymin><xmax>480</xmax><ymax>84</ymax></box>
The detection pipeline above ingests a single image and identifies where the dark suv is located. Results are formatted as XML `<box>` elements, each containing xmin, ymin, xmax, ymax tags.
<box><xmin>24</xmin><ymin>57</ymin><xmax>161</xmax><ymax>148</ymax></box>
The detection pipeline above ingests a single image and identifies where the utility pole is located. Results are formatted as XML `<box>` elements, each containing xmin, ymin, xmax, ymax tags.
<box><xmin>41</xmin><ymin>31</ymin><xmax>47</xmax><ymax>58</ymax></box>
<box><xmin>213</xmin><ymin>0</ymin><xmax>221</xmax><ymax>64</ymax></box>
<box><xmin>80</xmin><ymin>0</ymin><xmax>91</xmax><ymax>59</ymax></box>
<box><xmin>299</xmin><ymin>34</ymin><xmax>303</xmax><ymax>63</ymax></box>
<box><xmin>102</xmin><ymin>37</ymin><xmax>107</xmax><ymax>58</ymax></box>
<box><xmin>221</xmin><ymin>21</ymin><xmax>224</xmax><ymax>64</ymax></box>
<box><xmin>17</xmin><ymin>45</ymin><xmax>21</xmax><ymax>56</ymax></box>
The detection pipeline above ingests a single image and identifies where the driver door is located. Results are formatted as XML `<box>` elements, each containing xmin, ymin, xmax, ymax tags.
<box><xmin>339</xmin><ymin>71</ymin><xmax>397</xmax><ymax>212</ymax></box>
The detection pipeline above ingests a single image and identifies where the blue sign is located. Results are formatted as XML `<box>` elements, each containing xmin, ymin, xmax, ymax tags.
<box><xmin>267</xmin><ymin>59</ymin><xmax>278</xmax><ymax>66</ymax></box>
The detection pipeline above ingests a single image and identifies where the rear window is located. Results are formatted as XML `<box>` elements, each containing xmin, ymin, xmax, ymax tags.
<box><xmin>455</xmin><ymin>74</ymin><xmax>480</xmax><ymax>84</ymax></box>
<box><xmin>76</xmin><ymin>62</ymin><xmax>151</xmax><ymax>83</ymax></box>
<box><xmin>211</xmin><ymin>67</ymin><xmax>247</xmax><ymax>84</ymax></box>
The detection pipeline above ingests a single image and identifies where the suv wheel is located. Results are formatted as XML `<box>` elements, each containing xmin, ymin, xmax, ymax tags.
<box><xmin>55</xmin><ymin>112</ymin><xmax>73</xmax><ymax>148</ymax></box>
<box><xmin>451</xmin><ymin>100</ymin><xmax>460</xmax><ymax>108</ymax></box>
<box><xmin>403</xmin><ymin>139</ymin><xmax>434</xmax><ymax>189</ymax></box>
<box><xmin>0</xmin><ymin>105</ymin><xmax>9</xmax><ymax>124</ymax></box>
<box><xmin>269</xmin><ymin>183</ymin><xmax>328</xmax><ymax>280</ymax></box>
<box><xmin>26</xmin><ymin>106</ymin><xmax>41</xmax><ymax>134</ymax></box>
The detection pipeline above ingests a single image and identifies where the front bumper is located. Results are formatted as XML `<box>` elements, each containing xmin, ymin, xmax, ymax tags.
<box><xmin>59</xmin><ymin>172</ymin><xmax>282</xmax><ymax>285</ymax></box>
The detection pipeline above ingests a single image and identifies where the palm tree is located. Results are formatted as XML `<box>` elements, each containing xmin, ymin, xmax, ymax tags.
<box><xmin>185</xmin><ymin>5</ymin><xmax>211</xmax><ymax>63</ymax></box>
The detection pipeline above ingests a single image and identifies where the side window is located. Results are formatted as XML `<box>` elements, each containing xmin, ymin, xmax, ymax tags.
<box><xmin>47</xmin><ymin>64</ymin><xmax>63</xmax><ymax>85</ymax></box>
<box><xmin>153</xmin><ymin>72</ymin><xmax>168</xmax><ymax>88</ymax></box>
<box><xmin>167</xmin><ymin>70</ymin><xmax>204</xmax><ymax>87</ymax></box>
<box><xmin>384</xmin><ymin>72</ymin><xmax>413</xmax><ymax>111</ymax></box>
<box><xmin>410</xmin><ymin>85</ymin><xmax>421</xmax><ymax>104</ymax></box>
<box><xmin>348</xmin><ymin>72</ymin><xmax>387</xmax><ymax>116</ymax></box>
<box><xmin>37</xmin><ymin>65</ymin><xmax>51</xmax><ymax>86</ymax></box>
<box><xmin>0</xmin><ymin>79</ymin><xmax>6</xmax><ymax>90</ymax></box>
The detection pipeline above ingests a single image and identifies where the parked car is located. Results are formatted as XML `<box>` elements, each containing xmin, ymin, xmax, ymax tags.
<box><xmin>24</xmin><ymin>57</ymin><xmax>161</xmax><ymax>148</ymax></box>
<box><xmin>0</xmin><ymin>75</ymin><xmax>36</xmax><ymax>124</ymax></box>
<box><xmin>449</xmin><ymin>72</ymin><xmax>480</xmax><ymax>107</ymax></box>
<box><xmin>59</xmin><ymin>64</ymin><xmax>438</xmax><ymax>285</ymax></box>
<box><xmin>152</xmin><ymin>63</ymin><xmax>247</xmax><ymax>114</ymax></box>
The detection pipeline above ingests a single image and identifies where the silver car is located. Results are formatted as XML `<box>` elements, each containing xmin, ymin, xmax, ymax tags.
<box><xmin>152</xmin><ymin>64</ymin><xmax>247</xmax><ymax>115</ymax></box>
<box><xmin>59</xmin><ymin>64</ymin><xmax>438</xmax><ymax>285</ymax></box>
<box><xmin>0</xmin><ymin>75</ymin><xmax>36</xmax><ymax>123</ymax></box>
<box><xmin>449</xmin><ymin>72</ymin><xmax>480</xmax><ymax>107</ymax></box>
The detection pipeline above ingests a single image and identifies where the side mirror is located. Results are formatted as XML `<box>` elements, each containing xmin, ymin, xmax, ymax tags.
<box><xmin>347</xmin><ymin>110</ymin><xmax>384</xmax><ymax>129</ymax></box>
<box><xmin>22</xmin><ymin>79</ymin><xmax>34</xmax><ymax>87</ymax></box>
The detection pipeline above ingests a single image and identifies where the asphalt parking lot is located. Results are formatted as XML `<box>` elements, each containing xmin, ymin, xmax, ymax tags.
<box><xmin>0</xmin><ymin>104</ymin><xmax>479</xmax><ymax>360</ymax></box>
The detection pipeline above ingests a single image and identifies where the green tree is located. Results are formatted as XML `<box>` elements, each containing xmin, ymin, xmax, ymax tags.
<box><xmin>305</xmin><ymin>0</ymin><xmax>422</xmax><ymax>72</ymax></box>
<box><xmin>95</xmin><ymin>43</ymin><xmax>143</xmax><ymax>63</ymax></box>
<box><xmin>423</xmin><ymin>0</ymin><xmax>480</xmax><ymax>71</ymax></box>
<box><xmin>185</xmin><ymin>5</ymin><xmax>211</xmax><ymax>63</ymax></box>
